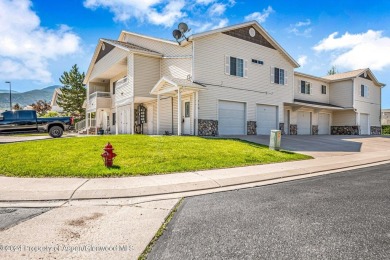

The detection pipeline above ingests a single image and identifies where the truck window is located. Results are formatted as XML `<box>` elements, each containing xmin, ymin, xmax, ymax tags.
<box><xmin>18</xmin><ymin>111</ymin><xmax>35</xmax><ymax>120</ymax></box>
<box><xmin>3</xmin><ymin>111</ymin><xmax>17</xmax><ymax>120</ymax></box>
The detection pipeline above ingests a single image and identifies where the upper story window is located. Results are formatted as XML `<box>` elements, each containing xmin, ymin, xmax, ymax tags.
<box><xmin>321</xmin><ymin>85</ymin><xmax>327</xmax><ymax>94</ymax></box>
<box><xmin>271</xmin><ymin>67</ymin><xmax>287</xmax><ymax>85</ymax></box>
<box><xmin>300</xmin><ymin>80</ymin><xmax>311</xmax><ymax>94</ymax></box>
<box><xmin>225</xmin><ymin>56</ymin><xmax>248</xmax><ymax>78</ymax></box>
<box><xmin>361</xmin><ymin>84</ymin><xmax>369</xmax><ymax>97</ymax></box>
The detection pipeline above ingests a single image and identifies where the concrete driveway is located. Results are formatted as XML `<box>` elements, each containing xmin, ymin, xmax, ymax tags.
<box><xmin>232</xmin><ymin>135</ymin><xmax>390</xmax><ymax>158</ymax></box>
<box><xmin>0</xmin><ymin>135</ymin><xmax>51</xmax><ymax>144</ymax></box>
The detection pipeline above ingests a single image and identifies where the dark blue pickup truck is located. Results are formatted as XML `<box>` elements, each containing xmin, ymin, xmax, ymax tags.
<box><xmin>0</xmin><ymin>110</ymin><xmax>74</xmax><ymax>138</ymax></box>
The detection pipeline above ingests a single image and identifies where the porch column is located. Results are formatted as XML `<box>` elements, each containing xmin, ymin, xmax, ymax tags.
<box><xmin>157</xmin><ymin>94</ymin><xmax>160</xmax><ymax>135</ymax></box>
<box><xmin>86</xmin><ymin>113</ymin><xmax>89</xmax><ymax>135</ymax></box>
<box><xmin>195</xmin><ymin>91</ymin><xmax>199</xmax><ymax>136</ymax></box>
<box><xmin>115</xmin><ymin>106</ymin><xmax>118</xmax><ymax>135</ymax></box>
<box><xmin>131</xmin><ymin>101</ymin><xmax>134</xmax><ymax>135</ymax></box>
<box><xmin>177</xmin><ymin>88</ymin><xmax>182</xmax><ymax>136</ymax></box>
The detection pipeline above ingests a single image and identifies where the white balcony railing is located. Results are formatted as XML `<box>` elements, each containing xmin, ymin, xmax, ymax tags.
<box><xmin>87</xmin><ymin>91</ymin><xmax>111</xmax><ymax>112</ymax></box>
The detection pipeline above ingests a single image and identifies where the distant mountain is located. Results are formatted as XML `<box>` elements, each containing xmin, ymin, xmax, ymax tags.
<box><xmin>0</xmin><ymin>85</ymin><xmax>61</xmax><ymax>110</ymax></box>
<box><xmin>0</xmin><ymin>89</ymin><xmax>19</xmax><ymax>93</ymax></box>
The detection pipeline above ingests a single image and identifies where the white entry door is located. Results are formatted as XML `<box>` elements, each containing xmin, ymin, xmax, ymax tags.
<box><xmin>182</xmin><ymin>99</ymin><xmax>191</xmax><ymax>135</ymax></box>
<box><xmin>318</xmin><ymin>113</ymin><xmax>330</xmax><ymax>135</ymax></box>
<box><xmin>360</xmin><ymin>113</ymin><xmax>369</xmax><ymax>135</ymax></box>
<box><xmin>146</xmin><ymin>104</ymin><xmax>154</xmax><ymax>135</ymax></box>
<box><xmin>218</xmin><ymin>100</ymin><xmax>246</xmax><ymax>135</ymax></box>
<box><xmin>297</xmin><ymin>111</ymin><xmax>311</xmax><ymax>135</ymax></box>
<box><xmin>256</xmin><ymin>104</ymin><xmax>278</xmax><ymax>135</ymax></box>
<box><xmin>284</xmin><ymin>110</ymin><xmax>290</xmax><ymax>135</ymax></box>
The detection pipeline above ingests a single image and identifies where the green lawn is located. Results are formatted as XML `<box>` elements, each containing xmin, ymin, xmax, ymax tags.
<box><xmin>0</xmin><ymin>135</ymin><xmax>311</xmax><ymax>178</ymax></box>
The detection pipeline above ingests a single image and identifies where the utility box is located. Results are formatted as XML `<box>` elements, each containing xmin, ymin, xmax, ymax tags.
<box><xmin>269</xmin><ymin>130</ymin><xmax>281</xmax><ymax>151</ymax></box>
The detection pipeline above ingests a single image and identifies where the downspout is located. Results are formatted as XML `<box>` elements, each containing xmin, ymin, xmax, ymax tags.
<box><xmin>352</xmin><ymin>78</ymin><xmax>357</xmax><ymax>125</ymax></box>
<box><xmin>171</xmin><ymin>96</ymin><xmax>174</xmax><ymax>134</ymax></box>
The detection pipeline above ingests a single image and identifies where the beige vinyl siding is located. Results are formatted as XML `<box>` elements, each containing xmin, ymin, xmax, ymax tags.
<box><xmin>295</xmin><ymin>75</ymin><xmax>329</xmax><ymax>103</ymax></box>
<box><xmin>123</xmin><ymin>34</ymin><xmax>192</xmax><ymax>57</ymax></box>
<box><xmin>157</xmin><ymin>97</ymin><xmax>173</xmax><ymax>135</ymax></box>
<box><xmin>90</xmin><ymin>48</ymin><xmax>128</xmax><ymax>81</ymax></box>
<box><xmin>161</xmin><ymin>58</ymin><xmax>192</xmax><ymax>79</ymax></box>
<box><xmin>115</xmin><ymin>53</ymin><xmax>134</xmax><ymax>106</ymax></box>
<box><xmin>194</xmin><ymin>33</ymin><xmax>294</xmax><ymax>122</ymax></box>
<box><xmin>329</xmin><ymin>80</ymin><xmax>353</xmax><ymax>108</ymax></box>
<box><xmin>332</xmin><ymin>110</ymin><xmax>356</xmax><ymax>126</ymax></box>
<box><xmin>110</xmin><ymin>72</ymin><xmax>127</xmax><ymax>108</ymax></box>
<box><xmin>134</xmin><ymin>54</ymin><xmax>160</xmax><ymax>97</ymax></box>
<box><xmin>354</xmin><ymin>77</ymin><xmax>381</xmax><ymax>126</ymax></box>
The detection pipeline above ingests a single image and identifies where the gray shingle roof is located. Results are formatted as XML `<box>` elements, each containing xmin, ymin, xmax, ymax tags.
<box><xmin>101</xmin><ymin>39</ymin><xmax>161</xmax><ymax>55</ymax></box>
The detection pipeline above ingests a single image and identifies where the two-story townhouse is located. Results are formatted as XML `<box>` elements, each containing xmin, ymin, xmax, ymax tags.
<box><xmin>83</xmin><ymin>21</ymin><xmax>385</xmax><ymax>136</ymax></box>
<box><xmin>83</xmin><ymin>21</ymin><xmax>299</xmax><ymax>136</ymax></box>
<box><xmin>382</xmin><ymin>109</ymin><xmax>390</xmax><ymax>125</ymax></box>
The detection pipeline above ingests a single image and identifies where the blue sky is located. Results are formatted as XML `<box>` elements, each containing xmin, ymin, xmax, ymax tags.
<box><xmin>0</xmin><ymin>0</ymin><xmax>389</xmax><ymax>108</ymax></box>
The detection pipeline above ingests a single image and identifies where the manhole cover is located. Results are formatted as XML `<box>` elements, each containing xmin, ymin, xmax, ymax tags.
<box><xmin>0</xmin><ymin>209</ymin><xmax>17</xmax><ymax>214</ymax></box>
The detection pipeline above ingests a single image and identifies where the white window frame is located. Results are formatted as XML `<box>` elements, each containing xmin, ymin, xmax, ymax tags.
<box><xmin>321</xmin><ymin>85</ymin><xmax>327</xmax><ymax>95</ymax></box>
<box><xmin>361</xmin><ymin>84</ymin><xmax>369</xmax><ymax>98</ymax></box>
<box><xmin>300</xmin><ymin>80</ymin><xmax>311</xmax><ymax>94</ymax></box>
<box><xmin>270</xmin><ymin>67</ymin><xmax>287</xmax><ymax>85</ymax></box>
<box><xmin>225</xmin><ymin>55</ymin><xmax>248</xmax><ymax>78</ymax></box>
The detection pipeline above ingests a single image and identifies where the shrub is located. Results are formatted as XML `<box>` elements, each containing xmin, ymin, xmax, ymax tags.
<box><xmin>382</xmin><ymin>125</ymin><xmax>390</xmax><ymax>135</ymax></box>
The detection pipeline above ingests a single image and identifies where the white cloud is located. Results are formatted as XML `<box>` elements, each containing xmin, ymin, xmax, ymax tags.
<box><xmin>0</xmin><ymin>0</ymin><xmax>81</xmax><ymax>83</ymax></box>
<box><xmin>314</xmin><ymin>30</ymin><xmax>390</xmax><ymax>70</ymax></box>
<box><xmin>209</xmin><ymin>3</ymin><xmax>226</xmax><ymax>16</ymax></box>
<box><xmin>297</xmin><ymin>55</ymin><xmax>308</xmax><ymax>67</ymax></box>
<box><xmin>196</xmin><ymin>0</ymin><xmax>215</xmax><ymax>4</ymax></box>
<box><xmin>288</xmin><ymin>19</ymin><xmax>312</xmax><ymax>37</ymax></box>
<box><xmin>244</xmin><ymin>6</ymin><xmax>274</xmax><ymax>23</ymax></box>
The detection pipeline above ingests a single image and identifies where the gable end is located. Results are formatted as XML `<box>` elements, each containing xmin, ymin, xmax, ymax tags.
<box><xmin>359</xmin><ymin>72</ymin><xmax>373</xmax><ymax>81</ymax></box>
<box><xmin>95</xmin><ymin>43</ymin><xmax>115</xmax><ymax>64</ymax></box>
<box><xmin>222</xmin><ymin>26</ymin><xmax>276</xmax><ymax>50</ymax></box>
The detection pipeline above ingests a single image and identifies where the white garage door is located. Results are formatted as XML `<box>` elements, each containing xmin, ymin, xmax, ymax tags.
<box><xmin>297</xmin><ymin>111</ymin><xmax>311</xmax><ymax>135</ymax></box>
<box><xmin>257</xmin><ymin>104</ymin><xmax>278</xmax><ymax>135</ymax></box>
<box><xmin>360</xmin><ymin>113</ymin><xmax>369</xmax><ymax>135</ymax></box>
<box><xmin>218</xmin><ymin>101</ymin><xmax>246</xmax><ymax>135</ymax></box>
<box><xmin>318</xmin><ymin>113</ymin><xmax>330</xmax><ymax>135</ymax></box>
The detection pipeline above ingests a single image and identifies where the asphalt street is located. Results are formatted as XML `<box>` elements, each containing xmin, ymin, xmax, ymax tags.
<box><xmin>148</xmin><ymin>163</ymin><xmax>390</xmax><ymax>260</ymax></box>
<box><xmin>0</xmin><ymin>208</ymin><xmax>51</xmax><ymax>231</ymax></box>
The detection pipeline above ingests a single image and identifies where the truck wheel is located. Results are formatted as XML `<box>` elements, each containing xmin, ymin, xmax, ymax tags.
<box><xmin>49</xmin><ymin>126</ymin><xmax>63</xmax><ymax>138</ymax></box>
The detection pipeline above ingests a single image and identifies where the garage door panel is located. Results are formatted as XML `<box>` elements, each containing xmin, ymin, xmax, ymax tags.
<box><xmin>297</xmin><ymin>111</ymin><xmax>311</xmax><ymax>135</ymax></box>
<box><xmin>318</xmin><ymin>113</ymin><xmax>330</xmax><ymax>135</ymax></box>
<box><xmin>256</xmin><ymin>105</ymin><xmax>278</xmax><ymax>135</ymax></box>
<box><xmin>218</xmin><ymin>101</ymin><xmax>245</xmax><ymax>135</ymax></box>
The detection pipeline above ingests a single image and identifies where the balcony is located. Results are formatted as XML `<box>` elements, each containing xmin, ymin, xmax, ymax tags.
<box><xmin>87</xmin><ymin>92</ymin><xmax>112</xmax><ymax>112</ymax></box>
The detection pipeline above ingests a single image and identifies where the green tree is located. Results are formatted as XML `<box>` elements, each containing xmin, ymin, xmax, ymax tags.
<box><xmin>12</xmin><ymin>103</ymin><xmax>22</xmax><ymax>110</ymax></box>
<box><xmin>327</xmin><ymin>66</ymin><xmax>338</xmax><ymax>75</ymax></box>
<box><xmin>42</xmin><ymin>111</ymin><xmax>60</xmax><ymax>118</ymax></box>
<box><xmin>57</xmin><ymin>64</ymin><xmax>86</xmax><ymax>119</ymax></box>
<box><xmin>31</xmin><ymin>100</ymin><xmax>51</xmax><ymax>116</ymax></box>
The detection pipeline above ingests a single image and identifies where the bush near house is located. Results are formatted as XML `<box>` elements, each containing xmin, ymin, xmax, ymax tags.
<box><xmin>382</xmin><ymin>125</ymin><xmax>390</xmax><ymax>135</ymax></box>
<box><xmin>0</xmin><ymin>135</ymin><xmax>310</xmax><ymax>178</ymax></box>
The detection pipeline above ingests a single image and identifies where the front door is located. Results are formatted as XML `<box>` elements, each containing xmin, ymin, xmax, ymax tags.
<box><xmin>182</xmin><ymin>99</ymin><xmax>191</xmax><ymax>135</ymax></box>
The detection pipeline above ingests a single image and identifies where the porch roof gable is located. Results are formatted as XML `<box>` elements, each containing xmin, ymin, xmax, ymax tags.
<box><xmin>150</xmin><ymin>77</ymin><xmax>205</xmax><ymax>95</ymax></box>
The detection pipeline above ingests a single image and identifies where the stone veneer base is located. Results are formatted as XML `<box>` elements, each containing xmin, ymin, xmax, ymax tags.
<box><xmin>247</xmin><ymin>121</ymin><xmax>257</xmax><ymax>135</ymax></box>
<box><xmin>370</xmin><ymin>126</ymin><xmax>381</xmax><ymax>135</ymax></box>
<box><xmin>331</xmin><ymin>126</ymin><xmax>359</xmax><ymax>135</ymax></box>
<box><xmin>290</xmin><ymin>124</ymin><xmax>297</xmax><ymax>135</ymax></box>
<box><xmin>198</xmin><ymin>119</ymin><xmax>218</xmax><ymax>136</ymax></box>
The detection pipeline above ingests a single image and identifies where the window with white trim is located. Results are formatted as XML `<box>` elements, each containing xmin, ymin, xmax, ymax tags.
<box><xmin>225</xmin><ymin>56</ymin><xmax>248</xmax><ymax>78</ymax></box>
<box><xmin>361</xmin><ymin>84</ymin><xmax>369</xmax><ymax>97</ymax></box>
<box><xmin>300</xmin><ymin>80</ymin><xmax>311</xmax><ymax>94</ymax></box>
<box><xmin>270</xmin><ymin>67</ymin><xmax>287</xmax><ymax>85</ymax></box>
<box><xmin>321</xmin><ymin>85</ymin><xmax>327</xmax><ymax>94</ymax></box>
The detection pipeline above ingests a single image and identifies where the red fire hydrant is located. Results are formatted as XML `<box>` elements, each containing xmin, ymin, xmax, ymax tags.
<box><xmin>101</xmin><ymin>142</ymin><xmax>117</xmax><ymax>167</ymax></box>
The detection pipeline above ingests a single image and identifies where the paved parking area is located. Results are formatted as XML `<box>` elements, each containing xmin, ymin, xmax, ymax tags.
<box><xmin>234</xmin><ymin>135</ymin><xmax>390</xmax><ymax>158</ymax></box>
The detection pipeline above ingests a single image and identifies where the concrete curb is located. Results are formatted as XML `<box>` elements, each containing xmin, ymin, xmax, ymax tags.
<box><xmin>1</xmin><ymin>151</ymin><xmax>389</xmax><ymax>202</ymax></box>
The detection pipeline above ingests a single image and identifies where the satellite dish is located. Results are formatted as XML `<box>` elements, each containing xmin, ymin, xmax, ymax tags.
<box><xmin>178</xmin><ymin>22</ymin><xmax>189</xmax><ymax>33</ymax></box>
<box><xmin>172</xmin><ymin>30</ymin><xmax>182</xmax><ymax>40</ymax></box>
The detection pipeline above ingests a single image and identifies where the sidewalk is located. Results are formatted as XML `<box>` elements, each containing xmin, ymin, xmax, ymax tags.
<box><xmin>1</xmin><ymin>149</ymin><xmax>390</xmax><ymax>202</ymax></box>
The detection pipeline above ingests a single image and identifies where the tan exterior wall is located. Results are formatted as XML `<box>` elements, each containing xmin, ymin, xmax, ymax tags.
<box><xmin>329</xmin><ymin>80</ymin><xmax>353</xmax><ymax>108</ymax></box>
<box><xmin>354</xmin><ymin>77</ymin><xmax>381</xmax><ymax>126</ymax></box>
<box><xmin>382</xmin><ymin>111</ymin><xmax>390</xmax><ymax>125</ymax></box>
<box><xmin>115</xmin><ymin>53</ymin><xmax>134</xmax><ymax>107</ymax></box>
<box><xmin>294</xmin><ymin>75</ymin><xmax>329</xmax><ymax>104</ymax></box>
<box><xmin>194</xmin><ymin>33</ymin><xmax>294</xmax><ymax>122</ymax></box>
<box><xmin>161</xmin><ymin>58</ymin><xmax>192</xmax><ymax>79</ymax></box>
<box><xmin>134</xmin><ymin>54</ymin><xmax>161</xmax><ymax>98</ymax></box>
<box><xmin>332</xmin><ymin>110</ymin><xmax>356</xmax><ymax>126</ymax></box>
